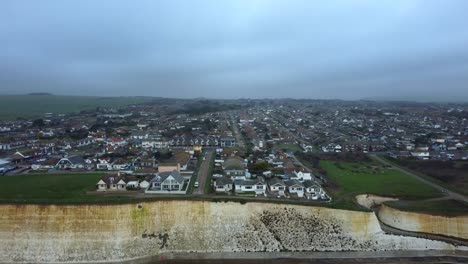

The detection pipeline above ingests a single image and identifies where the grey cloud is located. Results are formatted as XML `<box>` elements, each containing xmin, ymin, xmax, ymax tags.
<box><xmin>1</xmin><ymin>0</ymin><xmax>468</xmax><ymax>101</ymax></box>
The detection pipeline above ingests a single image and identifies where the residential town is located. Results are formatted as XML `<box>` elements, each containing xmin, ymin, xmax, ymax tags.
<box><xmin>0</xmin><ymin>99</ymin><xmax>466</xmax><ymax>202</ymax></box>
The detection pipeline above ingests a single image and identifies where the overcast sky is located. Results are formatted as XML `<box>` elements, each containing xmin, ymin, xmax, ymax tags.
<box><xmin>1</xmin><ymin>0</ymin><xmax>468</xmax><ymax>100</ymax></box>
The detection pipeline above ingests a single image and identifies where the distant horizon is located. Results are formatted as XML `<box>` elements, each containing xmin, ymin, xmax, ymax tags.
<box><xmin>0</xmin><ymin>92</ymin><xmax>467</xmax><ymax>104</ymax></box>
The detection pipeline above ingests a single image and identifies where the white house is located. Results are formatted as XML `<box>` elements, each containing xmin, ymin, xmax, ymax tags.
<box><xmin>96</xmin><ymin>175</ymin><xmax>127</xmax><ymax>191</ymax></box>
<box><xmin>267</xmin><ymin>178</ymin><xmax>287</xmax><ymax>196</ymax></box>
<box><xmin>111</xmin><ymin>159</ymin><xmax>128</xmax><ymax>170</ymax></box>
<box><xmin>234</xmin><ymin>177</ymin><xmax>266</xmax><ymax>195</ymax></box>
<box><xmin>55</xmin><ymin>156</ymin><xmax>85</xmax><ymax>169</ymax></box>
<box><xmin>214</xmin><ymin>177</ymin><xmax>233</xmax><ymax>193</ymax></box>
<box><xmin>96</xmin><ymin>159</ymin><xmax>111</xmax><ymax>170</ymax></box>
<box><xmin>303</xmin><ymin>180</ymin><xmax>323</xmax><ymax>200</ymax></box>
<box><xmin>286</xmin><ymin>179</ymin><xmax>305</xmax><ymax>198</ymax></box>
<box><xmin>139</xmin><ymin>179</ymin><xmax>150</xmax><ymax>189</ymax></box>
<box><xmin>145</xmin><ymin>170</ymin><xmax>186</xmax><ymax>194</ymax></box>
<box><xmin>293</xmin><ymin>170</ymin><xmax>312</xmax><ymax>182</ymax></box>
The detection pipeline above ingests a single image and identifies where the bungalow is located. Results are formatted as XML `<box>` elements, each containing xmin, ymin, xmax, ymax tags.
<box><xmin>133</xmin><ymin>157</ymin><xmax>156</xmax><ymax>169</ymax></box>
<box><xmin>96</xmin><ymin>175</ymin><xmax>127</xmax><ymax>191</ymax></box>
<box><xmin>214</xmin><ymin>177</ymin><xmax>233</xmax><ymax>193</ymax></box>
<box><xmin>303</xmin><ymin>180</ymin><xmax>322</xmax><ymax>200</ymax></box>
<box><xmin>234</xmin><ymin>177</ymin><xmax>266</xmax><ymax>195</ymax></box>
<box><xmin>111</xmin><ymin>159</ymin><xmax>128</xmax><ymax>170</ymax></box>
<box><xmin>55</xmin><ymin>156</ymin><xmax>85</xmax><ymax>169</ymax></box>
<box><xmin>224</xmin><ymin>157</ymin><xmax>245</xmax><ymax>178</ymax></box>
<box><xmin>96</xmin><ymin>159</ymin><xmax>111</xmax><ymax>170</ymax></box>
<box><xmin>285</xmin><ymin>179</ymin><xmax>305</xmax><ymax>198</ymax></box>
<box><xmin>139</xmin><ymin>177</ymin><xmax>151</xmax><ymax>189</ymax></box>
<box><xmin>146</xmin><ymin>170</ymin><xmax>185</xmax><ymax>193</ymax></box>
<box><xmin>267</xmin><ymin>177</ymin><xmax>287</xmax><ymax>196</ymax></box>
<box><xmin>125</xmin><ymin>176</ymin><xmax>140</xmax><ymax>190</ymax></box>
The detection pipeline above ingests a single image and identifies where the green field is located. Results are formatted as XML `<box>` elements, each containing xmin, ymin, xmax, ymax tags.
<box><xmin>0</xmin><ymin>173</ymin><xmax>134</xmax><ymax>203</ymax></box>
<box><xmin>0</xmin><ymin>95</ymin><xmax>152</xmax><ymax>120</ymax></box>
<box><xmin>320</xmin><ymin>161</ymin><xmax>442</xmax><ymax>210</ymax></box>
<box><xmin>382</xmin><ymin>156</ymin><xmax>468</xmax><ymax>196</ymax></box>
<box><xmin>385</xmin><ymin>199</ymin><xmax>468</xmax><ymax>216</ymax></box>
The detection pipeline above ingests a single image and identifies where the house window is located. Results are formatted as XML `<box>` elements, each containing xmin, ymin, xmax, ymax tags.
<box><xmin>297</xmin><ymin>188</ymin><xmax>303</xmax><ymax>191</ymax></box>
<box><xmin>173</xmin><ymin>185</ymin><xmax>179</xmax><ymax>189</ymax></box>
<box><xmin>162</xmin><ymin>185</ymin><xmax>169</xmax><ymax>189</ymax></box>
<box><xmin>278</xmin><ymin>187</ymin><xmax>284</xmax><ymax>191</ymax></box>
<box><xmin>256</xmin><ymin>185</ymin><xmax>263</xmax><ymax>189</ymax></box>
<box><xmin>112</xmin><ymin>184</ymin><xmax>116</xmax><ymax>188</ymax></box>
<box><xmin>217</xmin><ymin>185</ymin><xmax>224</xmax><ymax>189</ymax></box>
<box><xmin>245</xmin><ymin>186</ymin><xmax>252</xmax><ymax>189</ymax></box>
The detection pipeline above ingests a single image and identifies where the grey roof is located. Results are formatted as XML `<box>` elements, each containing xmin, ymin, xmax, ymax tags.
<box><xmin>67</xmin><ymin>156</ymin><xmax>85</xmax><ymax>164</ymax></box>
<box><xmin>285</xmin><ymin>179</ymin><xmax>304</xmax><ymax>187</ymax></box>
<box><xmin>100</xmin><ymin>175</ymin><xmax>127</xmax><ymax>185</ymax></box>
<box><xmin>303</xmin><ymin>180</ymin><xmax>319</xmax><ymax>188</ymax></box>
<box><xmin>215</xmin><ymin>177</ymin><xmax>233</xmax><ymax>186</ymax></box>
<box><xmin>150</xmin><ymin>170</ymin><xmax>184</xmax><ymax>184</ymax></box>
<box><xmin>224</xmin><ymin>157</ymin><xmax>243</xmax><ymax>170</ymax></box>
<box><xmin>234</xmin><ymin>178</ymin><xmax>265</xmax><ymax>186</ymax></box>
<box><xmin>267</xmin><ymin>177</ymin><xmax>286</xmax><ymax>186</ymax></box>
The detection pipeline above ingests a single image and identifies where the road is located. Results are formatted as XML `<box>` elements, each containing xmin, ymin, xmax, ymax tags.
<box><xmin>371</xmin><ymin>154</ymin><xmax>468</xmax><ymax>203</ymax></box>
<box><xmin>193</xmin><ymin>150</ymin><xmax>214</xmax><ymax>195</ymax></box>
<box><xmin>229</xmin><ymin>112</ymin><xmax>245</xmax><ymax>148</ymax></box>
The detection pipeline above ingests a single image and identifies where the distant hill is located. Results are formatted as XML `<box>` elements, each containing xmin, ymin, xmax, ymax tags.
<box><xmin>361</xmin><ymin>96</ymin><xmax>468</xmax><ymax>103</ymax></box>
<box><xmin>27</xmin><ymin>92</ymin><xmax>53</xmax><ymax>96</ymax></box>
<box><xmin>0</xmin><ymin>95</ymin><xmax>153</xmax><ymax>120</ymax></box>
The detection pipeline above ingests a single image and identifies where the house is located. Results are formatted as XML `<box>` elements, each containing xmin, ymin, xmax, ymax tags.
<box><xmin>31</xmin><ymin>158</ymin><xmax>60</xmax><ymax>171</ymax></box>
<box><xmin>220</xmin><ymin>138</ymin><xmax>236</xmax><ymax>147</ymax></box>
<box><xmin>106</xmin><ymin>137</ymin><xmax>128</xmax><ymax>147</ymax></box>
<box><xmin>145</xmin><ymin>170</ymin><xmax>186</xmax><ymax>193</ymax></box>
<box><xmin>234</xmin><ymin>177</ymin><xmax>266</xmax><ymax>195</ymax></box>
<box><xmin>267</xmin><ymin>177</ymin><xmax>287</xmax><ymax>196</ymax></box>
<box><xmin>285</xmin><ymin>179</ymin><xmax>305</xmax><ymax>197</ymax></box>
<box><xmin>214</xmin><ymin>177</ymin><xmax>233</xmax><ymax>193</ymax></box>
<box><xmin>224</xmin><ymin>157</ymin><xmax>245</xmax><ymax>178</ymax></box>
<box><xmin>292</xmin><ymin>170</ymin><xmax>312</xmax><ymax>182</ymax></box>
<box><xmin>55</xmin><ymin>156</ymin><xmax>85</xmax><ymax>169</ymax></box>
<box><xmin>96</xmin><ymin>159</ymin><xmax>111</xmax><ymax>170</ymax></box>
<box><xmin>96</xmin><ymin>174</ymin><xmax>127</xmax><ymax>191</ymax></box>
<box><xmin>111</xmin><ymin>159</ymin><xmax>128</xmax><ymax>170</ymax></box>
<box><xmin>303</xmin><ymin>180</ymin><xmax>322</xmax><ymax>200</ymax></box>
<box><xmin>133</xmin><ymin>157</ymin><xmax>156</xmax><ymax>169</ymax></box>
<box><xmin>139</xmin><ymin>177</ymin><xmax>151</xmax><ymax>189</ymax></box>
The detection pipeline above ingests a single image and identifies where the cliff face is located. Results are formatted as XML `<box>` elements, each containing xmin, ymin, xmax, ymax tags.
<box><xmin>378</xmin><ymin>204</ymin><xmax>468</xmax><ymax>239</ymax></box>
<box><xmin>0</xmin><ymin>201</ymin><xmax>459</xmax><ymax>263</ymax></box>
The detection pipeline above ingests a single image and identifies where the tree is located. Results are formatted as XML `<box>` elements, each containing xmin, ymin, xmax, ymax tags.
<box><xmin>249</xmin><ymin>161</ymin><xmax>270</xmax><ymax>175</ymax></box>
<box><xmin>32</xmin><ymin>119</ymin><xmax>45</xmax><ymax>127</ymax></box>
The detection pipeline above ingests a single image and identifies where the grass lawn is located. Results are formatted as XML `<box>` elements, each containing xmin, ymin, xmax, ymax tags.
<box><xmin>275</xmin><ymin>143</ymin><xmax>302</xmax><ymax>152</ymax></box>
<box><xmin>0</xmin><ymin>95</ymin><xmax>152</xmax><ymax>120</ymax></box>
<box><xmin>320</xmin><ymin>161</ymin><xmax>443</xmax><ymax>210</ymax></box>
<box><xmin>0</xmin><ymin>173</ymin><xmax>134</xmax><ymax>203</ymax></box>
<box><xmin>385</xmin><ymin>199</ymin><xmax>468</xmax><ymax>216</ymax></box>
